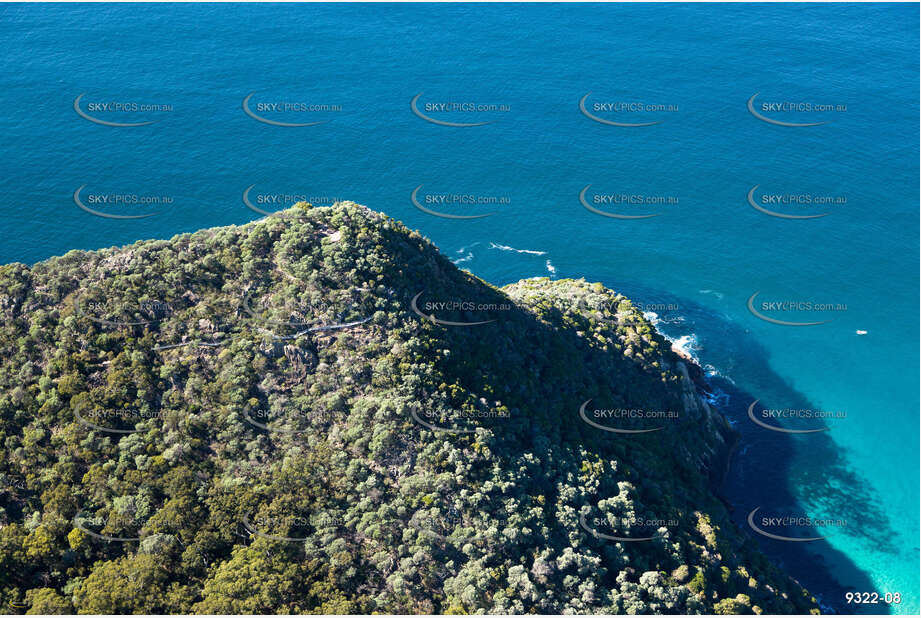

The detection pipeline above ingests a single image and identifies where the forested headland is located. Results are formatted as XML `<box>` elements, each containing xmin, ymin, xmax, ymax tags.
<box><xmin>0</xmin><ymin>202</ymin><xmax>818</xmax><ymax>614</ymax></box>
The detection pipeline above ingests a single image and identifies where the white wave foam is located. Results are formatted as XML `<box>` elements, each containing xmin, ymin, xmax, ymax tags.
<box><xmin>451</xmin><ymin>243</ymin><xmax>479</xmax><ymax>265</ymax></box>
<box><xmin>668</xmin><ymin>333</ymin><xmax>701</xmax><ymax>363</ymax></box>
<box><xmin>642</xmin><ymin>309</ymin><xmax>684</xmax><ymax>326</ymax></box>
<box><xmin>703</xmin><ymin>363</ymin><xmax>735</xmax><ymax>384</ymax></box>
<box><xmin>645</xmin><ymin>314</ymin><xmax>697</xmax><ymax>358</ymax></box>
<box><xmin>545</xmin><ymin>260</ymin><xmax>557</xmax><ymax>277</ymax></box>
<box><xmin>489</xmin><ymin>242</ymin><xmax>547</xmax><ymax>256</ymax></box>
<box><xmin>457</xmin><ymin>242</ymin><xmax>480</xmax><ymax>253</ymax></box>
<box><xmin>699</xmin><ymin>289</ymin><xmax>725</xmax><ymax>301</ymax></box>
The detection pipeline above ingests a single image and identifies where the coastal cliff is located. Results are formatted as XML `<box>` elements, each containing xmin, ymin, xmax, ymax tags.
<box><xmin>0</xmin><ymin>202</ymin><xmax>818</xmax><ymax>614</ymax></box>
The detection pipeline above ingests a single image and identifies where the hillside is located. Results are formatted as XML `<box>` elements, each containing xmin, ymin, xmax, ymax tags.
<box><xmin>0</xmin><ymin>202</ymin><xmax>819</xmax><ymax>614</ymax></box>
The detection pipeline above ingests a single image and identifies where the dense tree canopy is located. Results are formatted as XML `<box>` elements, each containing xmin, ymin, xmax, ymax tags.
<box><xmin>0</xmin><ymin>202</ymin><xmax>818</xmax><ymax>614</ymax></box>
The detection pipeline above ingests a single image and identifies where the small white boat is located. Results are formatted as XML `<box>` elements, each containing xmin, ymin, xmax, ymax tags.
<box><xmin>856</xmin><ymin>330</ymin><xmax>868</xmax><ymax>335</ymax></box>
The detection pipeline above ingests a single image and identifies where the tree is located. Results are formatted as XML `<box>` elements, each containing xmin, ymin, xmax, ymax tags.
<box><xmin>25</xmin><ymin>587</ymin><xmax>73</xmax><ymax>614</ymax></box>
<box><xmin>72</xmin><ymin>554</ymin><xmax>170</xmax><ymax>614</ymax></box>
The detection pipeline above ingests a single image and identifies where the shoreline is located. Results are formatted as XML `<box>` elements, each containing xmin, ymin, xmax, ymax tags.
<box><xmin>666</xmin><ymin>330</ymin><xmax>854</xmax><ymax>616</ymax></box>
<box><xmin>671</xmin><ymin>343</ymin><xmax>739</xmax><ymax>498</ymax></box>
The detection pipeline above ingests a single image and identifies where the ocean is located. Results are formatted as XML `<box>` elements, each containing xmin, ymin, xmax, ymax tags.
<box><xmin>0</xmin><ymin>2</ymin><xmax>917</xmax><ymax>613</ymax></box>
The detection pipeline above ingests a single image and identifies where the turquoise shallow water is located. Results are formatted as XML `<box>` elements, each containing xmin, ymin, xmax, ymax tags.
<box><xmin>0</xmin><ymin>3</ymin><xmax>918</xmax><ymax>613</ymax></box>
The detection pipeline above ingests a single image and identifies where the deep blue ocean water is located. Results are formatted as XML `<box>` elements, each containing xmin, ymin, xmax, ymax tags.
<box><xmin>0</xmin><ymin>2</ymin><xmax>917</xmax><ymax>613</ymax></box>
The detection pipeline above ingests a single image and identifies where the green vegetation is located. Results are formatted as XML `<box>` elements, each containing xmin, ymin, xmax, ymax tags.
<box><xmin>0</xmin><ymin>202</ymin><xmax>818</xmax><ymax>614</ymax></box>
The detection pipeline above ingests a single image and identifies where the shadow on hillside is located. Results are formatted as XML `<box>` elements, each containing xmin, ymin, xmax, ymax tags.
<box><xmin>383</xmin><ymin>236</ymin><xmax>889</xmax><ymax>613</ymax></box>
<box><xmin>603</xmin><ymin>282</ymin><xmax>896</xmax><ymax>615</ymax></box>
